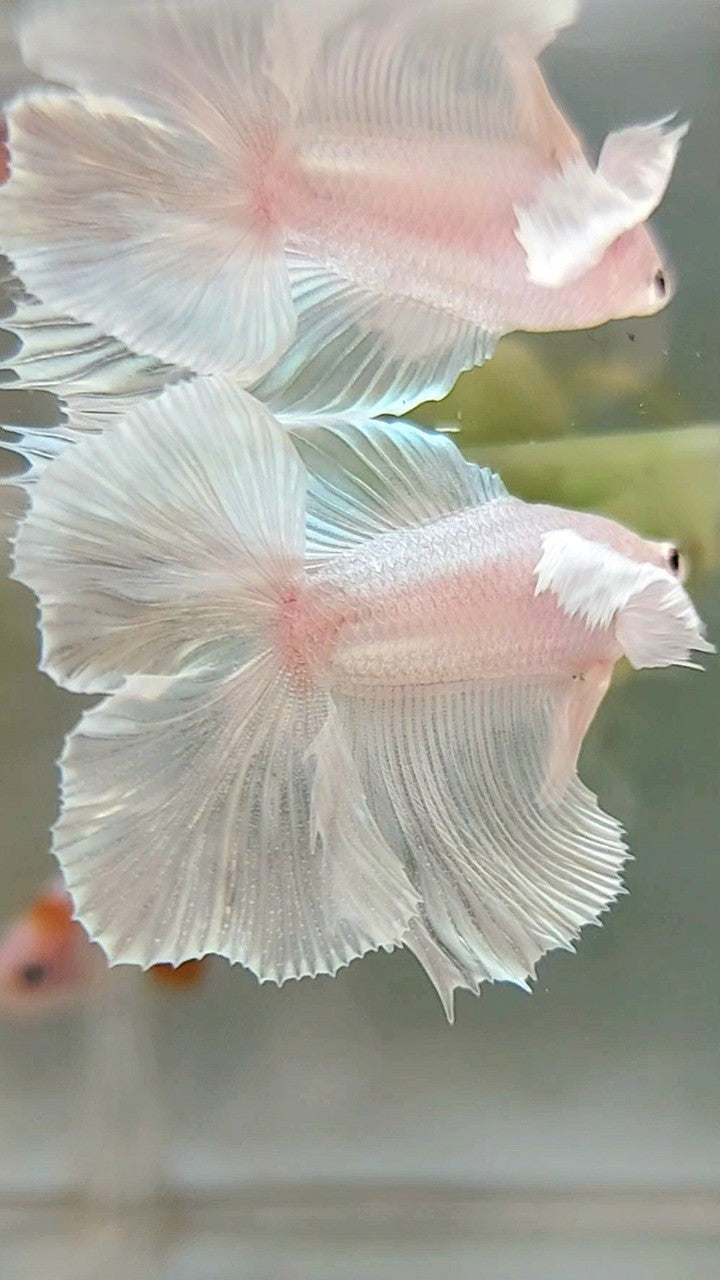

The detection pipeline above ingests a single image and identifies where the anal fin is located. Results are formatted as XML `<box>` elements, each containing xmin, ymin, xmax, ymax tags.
<box><xmin>333</xmin><ymin>678</ymin><xmax>628</xmax><ymax>1019</ymax></box>
<box><xmin>56</xmin><ymin>666</ymin><xmax>419</xmax><ymax>982</ymax></box>
<box><xmin>254</xmin><ymin>250</ymin><xmax>496</xmax><ymax>418</ymax></box>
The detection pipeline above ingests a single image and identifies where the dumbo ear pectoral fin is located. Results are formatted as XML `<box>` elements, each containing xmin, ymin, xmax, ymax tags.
<box><xmin>616</xmin><ymin>578</ymin><xmax>715</xmax><ymax>670</ymax></box>
<box><xmin>514</xmin><ymin>156</ymin><xmax>633</xmax><ymax>286</ymax></box>
<box><xmin>597</xmin><ymin>117</ymin><xmax>689</xmax><ymax>213</ymax></box>
<box><xmin>514</xmin><ymin>116</ymin><xmax>687</xmax><ymax>287</ymax></box>
<box><xmin>534</xmin><ymin>528</ymin><xmax>714</xmax><ymax>672</ymax></box>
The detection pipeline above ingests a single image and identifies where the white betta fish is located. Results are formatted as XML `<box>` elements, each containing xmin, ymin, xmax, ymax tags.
<box><xmin>12</xmin><ymin>380</ymin><xmax>712</xmax><ymax>1018</ymax></box>
<box><xmin>0</xmin><ymin>0</ymin><xmax>685</xmax><ymax>419</ymax></box>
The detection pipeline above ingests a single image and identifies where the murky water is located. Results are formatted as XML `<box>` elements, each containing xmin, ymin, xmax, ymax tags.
<box><xmin>0</xmin><ymin>1</ymin><xmax>718</xmax><ymax>1276</ymax></box>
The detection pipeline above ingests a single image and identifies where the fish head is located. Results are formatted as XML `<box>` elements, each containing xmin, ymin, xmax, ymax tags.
<box><xmin>536</xmin><ymin>511</ymin><xmax>713</xmax><ymax>673</ymax></box>
<box><xmin>531</xmin><ymin>224</ymin><xmax>674</xmax><ymax>333</ymax></box>
<box><xmin>636</xmin><ymin>538</ymin><xmax>688</xmax><ymax>583</ymax></box>
<box><xmin>591</xmin><ymin>519</ymin><xmax>687</xmax><ymax>582</ymax></box>
<box><xmin>0</xmin><ymin>886</ymin><xmax>102</xmax><ymax>1016</ymax></box>
<box><xmin>597</xmin><ymin>224</ymin><xmax>673</xmax><ymax>321</ymax></box>
<box><xmin>612</xmin><ymin>526</ymin><xmax>713</xmax><ymax>670</ymax></box>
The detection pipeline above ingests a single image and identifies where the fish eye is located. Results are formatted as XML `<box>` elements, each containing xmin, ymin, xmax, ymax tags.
<box><xmin>662</xmin><ymin>543</ymin><xmax>687</xmax><ymax>580</ymax></box>
<box><xmin>20</xmin><ymin>962</ymin><xmax>47</xmax><ymax>987</ymax></box>
<box><xmin>653</xmin><ymin>269</ymin><xmax>667</xmax><ymax>299</ymax></box>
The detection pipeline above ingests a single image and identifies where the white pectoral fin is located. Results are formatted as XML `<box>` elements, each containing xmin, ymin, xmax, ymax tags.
<box><xmin>617</xmin><ymin>576</ymin><xmax>715</xmax><ymax>670</ymax></box>
<box><xmin>56</xmin><ymin>668</ymin><xmax>418</xmax><ymax>981</ymax></box>
<box><xmin>515</xmin><ymin>156</ymin><xmax>634</xmax><ymax>286</ymax></box>
<box><xmin>534</xmin><ymin>528</ymin><xmax>650</xmax><ymax>629</ymax></box>
<box><xmin>515</xmin><ymin>117</ymin><xmax>687</xmax><ymax>287</ymax></box>
<box><xmin>334</xmin><ymin>680</ymin><xmax>627</xmax><ymax>1019</ymax></box>
<box><xmin>597</xmin><ymin>117</ymin><xmax>689</xmax><ymax>214</ymax></box>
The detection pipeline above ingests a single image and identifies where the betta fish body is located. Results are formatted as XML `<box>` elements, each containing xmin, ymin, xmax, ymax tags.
<box><xmin>12</xmin><ymin>382</ymin><xmax>712</xmax><ymax>1017</ymax></box>
<box><xmin>0</xmin><ymin>0</ymin><xmax>685</xmax><ymax>420</ymax></box>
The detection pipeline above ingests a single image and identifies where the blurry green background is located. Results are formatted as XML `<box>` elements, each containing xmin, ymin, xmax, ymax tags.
<box><xmin>0</xmin><ymin>0</ymin><xmax>718</xmax><ymax>1276</ymax></box>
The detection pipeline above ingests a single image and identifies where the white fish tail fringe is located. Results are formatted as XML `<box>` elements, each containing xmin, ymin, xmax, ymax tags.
<box><xmin>13</xmin><ymin>380</ymin><xmax>419</xmax><ymax>983</ymax></box>
<box><xmin>1</xmin><ymin>0</ymin><xmax>306</xmax><ymax>378</ymax></box>
<box><xmin>0</xmin><ymin>269</ymin><xmax>192</xmax><ymax>493</ymax></box>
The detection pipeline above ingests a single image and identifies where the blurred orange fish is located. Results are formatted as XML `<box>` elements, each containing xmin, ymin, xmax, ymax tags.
<box><xmin>0</xmin><ymin>881</ymin><xmax>207</xmax><ymax>1015</ymax></box>
<box><xmin>0</xmin><ymin>0</ymin><xmax>685</xmax><ymax>418</ymax></box>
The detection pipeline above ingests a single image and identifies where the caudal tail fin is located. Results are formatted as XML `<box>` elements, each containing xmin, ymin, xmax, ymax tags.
<box><xmin>0</xmin><ymin>0</ymin><xmax>329</xmax><ymax>382</ymax></box>
<box><xmin>0</xmin><ymin>273</ymin><xmax>186</xmax><ymax>488</ymax></box>
<box><xmin>13</xmin><ymin>377</ymin><xmax>419</xmax><ymax>981</ymax></box>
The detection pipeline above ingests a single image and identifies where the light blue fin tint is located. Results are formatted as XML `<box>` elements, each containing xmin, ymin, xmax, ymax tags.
<box><xmin>288</xmin><ymin>415</ymin><xmax>507</xmax><ymax>559</ymax></box>
<box><xmin>0</xmin><ymin>279</ymin><xmax>186</xmax><ymax>481</ymax></box>
<box><xmin>2</xmin><ymin>293</ymin><xmax>180</xmax><ymax>401</ymax></box>
<box><xmin>254</xmin><ymin>252</ymin><xmax>496</xmax><ymax>419</ymax></box>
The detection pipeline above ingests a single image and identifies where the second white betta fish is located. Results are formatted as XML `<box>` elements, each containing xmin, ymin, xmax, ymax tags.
<box><xmin>0</xmin><ymin>0</ymin><xmax>685</xmax><ymax>418</ymax></box>
<box><xmin>13</xmin><ymin>381</ymin><xmax>712</xmax><ymax>1018</ymax></box>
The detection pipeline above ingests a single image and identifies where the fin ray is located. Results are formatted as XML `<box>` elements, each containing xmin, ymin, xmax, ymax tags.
<box><xmin>22</xmin><ymin>0</ymin><xmax>577</xmax><ymax>145</ymax></box>
<box><xmin>20</xmin><ymin>0</ymin><xmax>287</xmax><ymax>137</ymax></box>
<box><xmin>56</xmin><ymin>666</ymin><xmax>419</xmax><ymax>980</ymax></box>
<box><xmin>254</xmin><ymin>251</ymin><xmax>496</xmax><ymax>418</ymax></box>
<box><xmin>334</xmin><ymin>679</ymin><xmax>628</xmax><ymax>1018</ymax></box>
<box><xmin>12</xmin><ymin>378</ymin><xmax>305</xmax><ymax>693</ymax></box>
<box><xmin>0</xmin><ymin>90</ymin><xmax>295</xmax><ymax>378</ymax></box>
<box><xmin>290</xmin><ymin>416</ymin><xmax>507</xmax><ymax>559</ymax></box>
<box><xmin>297</xmin><ymin>0</ymin><xmax>578</xmax><ymax>147</ymax></box>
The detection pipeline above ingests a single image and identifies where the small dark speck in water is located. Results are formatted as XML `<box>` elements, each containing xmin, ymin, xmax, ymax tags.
<box><xmin>627</xmin><ymin>332</ymin><xmax>636</xmax><ymax>342</ymax></box>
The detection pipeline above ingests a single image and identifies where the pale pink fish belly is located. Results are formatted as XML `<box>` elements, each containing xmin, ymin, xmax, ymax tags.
<box><xmin>276</xmin><ymin>133</ymin><xmax>602</xmax><ymax>335</ymax></box>
<box><xmin>283</xmin><ymin>503</ymin><xmax>623</xmax><ymax>689</ymax></box>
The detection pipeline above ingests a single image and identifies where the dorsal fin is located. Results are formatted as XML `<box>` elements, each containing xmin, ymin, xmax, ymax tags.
<box><xmin>289</xmin><ymin>417</ymin><xmax>507</xmax><ymax>559</ymax></box>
